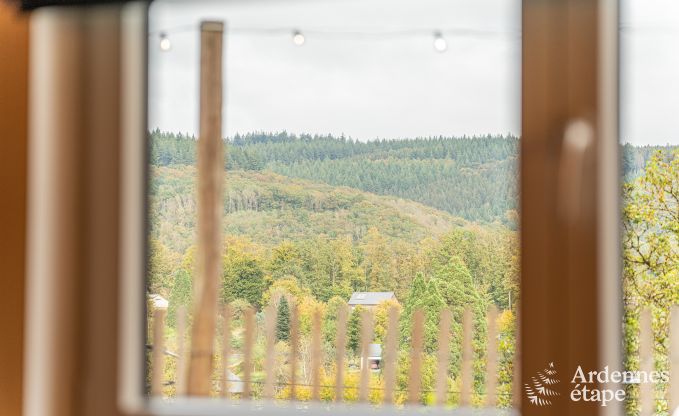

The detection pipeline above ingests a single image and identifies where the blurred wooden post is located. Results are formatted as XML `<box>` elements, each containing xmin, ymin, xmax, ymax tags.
<box><xmin>670</xmin><ymin>307</ymin><xmax>679</xmax><ymax>412</ymax></box>
<box><xmin>335</xmin><ymin>305</ymin><xmax>348</xmax><ymax>402</ymax></box>
<box><xmin>220</xmin><ymin>304</ymin><xmax>232</xmax><ymax>398</ymax></box>
<box><xmin>639</xmin><ymin>309</ymin><xmax>653</xmax><ymax>416</ymax></box>
<box><xmin>359</xmin><ymin>309</ymin><xmax>374</xmax><ymax>403</ymax></box>
<box><xmin>151</xmin><ymin>309</ymin><xmax>166</xmax><ymax>396</ymax></box>
<box><xmin>382</xmin><ymin>306</ymin><xmax>399</xmax><ymax>405</ymax></box>
<box><xmin>435</xmin><ymin>309</ymin><xmax>452</xmax><ymax>406</ymax></box>
<box><xmin>242</xmin><ymin>308</ymin><xmax>255</xmax><ymax>399</ymax></box>
<box><xmin>311</xmin><ymin>310</ymin><xmax>322</xmax><ymax>401</ymax></box>
<box><xmin>484</xmin><ymin>305</ymin><xmax>499</xmax><ymax>407</ymax></box>
<box><xmin>512</xmin><ymin>307</ymin><xmax>521</xmax><ymax>408</ymax></box>
<box><xmin>175</xmin><ymin>306</ymin><xmax>187</xmax><ymax>396</ymax></box>
<box><xmin>407</xmin><ymin>309</ymin><xmax>424</xmax><ymax>405</ymax></box>
<box><xmin>460</xmin><ymin>308</ymin><xmax>473</xmax><ymax>407</ymax></box>
<box><xmin>263</xmin><ymin>305</ymin><xmax>277</xmax><ymax>400</ymax></box>
<box><xmin>187</xmin><ymin>20</ymin><xmax>224</xmax><ymax>396</ymax></box>
<box><xmin>290</xmin><ymin>303</ymin><xmax>299</xmax><ymax>401</ymax></box>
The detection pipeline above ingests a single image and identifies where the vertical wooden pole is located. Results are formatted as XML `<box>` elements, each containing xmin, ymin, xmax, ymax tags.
<box><xmin>187</xmin><ymin>20</ymin><xmax>224</xmax><ymax>396</ymax></box>
<box><xmin>359</xmin><ymin>309</ymin><xmax>374</xmax><ymax>403</ymax></box>
<box><xmin>220</xmin><ymin>304</ymin><xmax>232</xmax><ymax>398</ymax></box>
<box><xmin>382</xmin><ymin>306</ymin><xmax>399</xmax><ymax>405</ymax></box>
<box><xmin>407</xmin><ymin>309</ymin><xmax>424</xmax><ymax>405</ymax></box>
<box><xmin>669</xmin><ymin>306</ymin><xmax>679</xmax><ymax>411</ymax></box>
<box><xmin>151</xmin><ymin>309</ymin><xmax>166</xmax><ymax>396</ymax></box>
<box><xmin>175</xmin><ymin>306</ymin><xmax>187</xmax><ymax>396</ymax></box>
<box><xmin>242</xmin><ymin>307</ymin><xmax>255</xmax><ymax>399</ymax></box>
<box><xmin>0</xmin><ymin>7</ymin><xmax>28</xmax><ymax>416</ymax></box>
<box><xmin>512</xmin><ymin>307</ymin><xmax>521</xmax><ymax>409</ymax></box>
<box><xmin>263</xmin><ymin>305</ymin><xmax>277</xmax><ymax>400</ymax></box>
<box><xmin>290</xmin><ymin>303</ymin><xmax>299</xmax><ymax>401</ymax></box>
<box><xmin>639</xmin><ymin>309</ymin><xmax>653</xmax><ymax>416</ymax></box>
<box><xmin>460</xmin><ymin>307</ymin><xmax>473</xmax><ymax>407</ymax></box>
<box><xmin>435</xmin><ymin>309</ymin><xmax>452</xmax><ymax>406</ymax></box>
<box><xmin>311</xmin><ymin>310</ymin><xmax>322</xmax><ymax>401</ymax></box>
<box><xmin>484</xmin><ymin>305</ymin><xmax>499</xmax><ymax>408</ymax></box>
<box><xmin>335</xmin><ymin>305</ymin><xmax>348</xmax><ymax>402</ymax></box>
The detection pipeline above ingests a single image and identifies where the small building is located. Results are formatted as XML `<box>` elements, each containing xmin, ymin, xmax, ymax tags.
<box><xmin>348</xmin><ymin>292</ymin><xmax>397</xmax><ymax>311</ymax></box>
<box><xmin>225</xmin><ymin>370</ymin><xmax>244</xmax><ymax>394</ymax></box>
<box><xmin>148</xmin><ymin>294</ymin><xmax>169</xmax><ymax>310</ymax></box>
<box><xmin>361</xmin><ymin>343</ymin><xmax>383</xmax><ymax>371</ymax></box>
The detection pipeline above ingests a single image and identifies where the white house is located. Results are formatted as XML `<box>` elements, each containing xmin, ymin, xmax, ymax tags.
<box><xmin>347</xmin><ymin>292</ymin><xmax>397</xmax><ymax>311</ymax></box>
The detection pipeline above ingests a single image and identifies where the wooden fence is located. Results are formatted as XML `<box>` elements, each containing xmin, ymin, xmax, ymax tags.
<box><xmin>149</xmin><ymin>305</ymin><xmax>679</xmax><ymax>413</ymax></box>
<box><xmin>149</xmin><ymin>303</ymin><xmax>516</xmax><ymax>408</ymax></box>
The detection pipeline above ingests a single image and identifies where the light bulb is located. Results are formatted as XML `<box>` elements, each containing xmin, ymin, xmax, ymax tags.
<box><xmin>159</xmin><ymin>33</ymin><xmax>171</xmax><ymax>51</ymax></box>
<box><xmin>433</xmin><ymin>31</ymin><xmax>447</xmax><ymax>53</ymax></box>
<box><xmin>292</xmin><ymin>30</ymin><xmax>305</xmax><ymax>46</ymax></box>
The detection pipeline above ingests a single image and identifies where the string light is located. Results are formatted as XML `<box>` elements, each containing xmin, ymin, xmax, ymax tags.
<box><xmin>159</xmin><ymin>32</ymin><xmax>172</xmax><ymax>51</ymax></box>
<box><xmin>292</xmin><ymin>30</ymin><xmax>305</xmax><ymax>46</ymax></box>
<box><xmin>433</xmin><ymin>31</ymin><xmax>447</xmax><ymax>52</ymax></box>
<box><xmin>148</xmin><ymin>25</ymin><xmax>517</xmax><ymax>53</ymax></box>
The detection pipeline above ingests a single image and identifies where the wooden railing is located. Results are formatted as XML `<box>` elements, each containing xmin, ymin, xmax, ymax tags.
<box><xmin>149</xmin><ymin>303</ymin><xmax>516</xmax><ymax>409</ymax></box>
<box><xmin>149</xmin><ymin>304</ymin><xmax>679</xmax><ymax>414</ymax></box>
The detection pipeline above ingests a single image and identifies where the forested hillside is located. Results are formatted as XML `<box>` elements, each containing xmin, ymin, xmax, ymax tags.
<box><xmin>150</xmin><ymin>130</ymin><xmax>675</xmax><ymax>224</ymax></box>
<box><xmin>149</xmin><ymin>166</ymin><xmax>517</xmax><ymax>308</ymax></box>
<box><xmin>150</xmin><ymin>130</ymin><xmax>519</xmax><ymax>224</ymax></box>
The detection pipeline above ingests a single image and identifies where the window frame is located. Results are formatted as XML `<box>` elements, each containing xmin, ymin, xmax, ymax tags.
<box><xmin>22</xmin><ymin>1</ymin><xmax>622</xmax><ymax>415</ymax></box>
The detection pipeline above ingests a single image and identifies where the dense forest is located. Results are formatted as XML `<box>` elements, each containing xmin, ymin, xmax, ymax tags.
<box><xmin>150</xmin><ymin>130</ymin><xmax>519</xmax><ymax>224</ymax></box>
<box><xmin>147</xmin><ymin>130</ymin><xmax>677</xmax><ymax>410</ymax></box>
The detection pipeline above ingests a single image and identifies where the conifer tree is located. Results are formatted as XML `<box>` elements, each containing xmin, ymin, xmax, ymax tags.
<box><xmin>276</xmin><ymin>296</ymin><xmax>291</xmax><ymax>342</ymax></box>
<box><xmin>346</xmin><ymin>305</ymin><xmax>363</xmax><ymax>355</ymax></box>
<box><xmin>168</xmin><ymin>268</ymin><xmax>192</xmax><ymax>327</ymax></box>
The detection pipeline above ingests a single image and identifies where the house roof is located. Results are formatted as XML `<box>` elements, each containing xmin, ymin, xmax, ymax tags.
<box><xmin>348</xmin><ymin>291</ymin><xmax>395</xmax><ymax>306</ymax></box>
<box><xmin>148</xmin><ymin>294</ymin><xmax>168</xmax><ymax>309</ymax></box>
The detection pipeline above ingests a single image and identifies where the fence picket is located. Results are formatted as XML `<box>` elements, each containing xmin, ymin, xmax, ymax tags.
<box><xmin>220</xmin><ymin>304</ymin><xmax>231</xmax><ymax>398</ymax></box>
<box><xmin>151</xmin><ymin>309</ymin><xmax>166</xmax><ymax>396</ymax></box>
<box><xmin>242</xmin><ymin>307</ymin><xmax>255</xmax><ymax>399</ymax></box>
<box><xmin>639</xmin><ymin>309</ymin><xmax>653</xmax><ymax>416</ymax></box>
<box><xmin>407</xmin><ymin>309</ymin><xmax>424</xmax><ymax>404</ymax></box>
<box><xmin>335</xmin><ymin>305</ymin><xmax>348</xmax><ymax>402</ymax></box>
<box><xmin>484</xmin><ymin>305</ymin><xmax>499</xmax><ymax>407</ymax></box>
<box><xmin>311</xmin><ymin>309</ymin><xmax>322</xmax><ymax>401</ymax></box>
<box><xmin>290</xmin><ymin>302</ymin><xmax>299</xmax><ymax>401</ymax></box>
<box><xmin>460</xmin><ymin>307</ymin><xmax>473</xmax><ymax>407</ymax></box>
<box><xmin>435</xmin><ymin>309</ymin><xmax>452</xmax><ymax>406</ymax></box>
<box><xmin>359</xmin><ymin>309</ymin><xmax>374</xmax><ymax>402</ymax></box>
<box><xmin>383</xmin><ymin>305</ymin><xmax>399</xmax><ymax>405</ymax></box>
<box><xmin>263</xmin><ymin>304</ymin><xmax>277</xmax><ymax>400</ymax></box>
<box><xmin>175</xmin><ymin>306</ymin><xmax>187</xmax><ymax>396</ymax></box>
<box><xmin>670</xmin><ymin>306</ymin><xmax>679</xmax><ymax>412</ymax></box>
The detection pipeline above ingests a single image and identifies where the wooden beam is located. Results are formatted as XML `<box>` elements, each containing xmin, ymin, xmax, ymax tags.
<box><xmin>0</xmin><ymin>4</ymin><xmax>28</xmax><ymax>416</ymax></box>
<box><xmin>521</xmin><ymin>1</ymin><xmax>619</xmax><ymax>415</ymax></box>
<box><xmin>187</xmin><ymin>20</ymin><xmax>224</xmax><ymax>396</ymax></box>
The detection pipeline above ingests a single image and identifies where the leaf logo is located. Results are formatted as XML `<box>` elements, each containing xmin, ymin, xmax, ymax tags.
<box><xmin>524</xmin><ymin>362</ymin><xmax>561</xmax><ymax>406</ymax></box>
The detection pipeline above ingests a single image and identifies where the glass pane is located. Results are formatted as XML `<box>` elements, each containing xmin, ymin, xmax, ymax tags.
<box><xmin>146</xmin><ymin>0</ymin><xmax>520</xmax><ymax>411</ymax></box>
<box><xmin>621</xmin><ymin>0</ymin><xmax>679</xmax><ymax>414</ymax></box>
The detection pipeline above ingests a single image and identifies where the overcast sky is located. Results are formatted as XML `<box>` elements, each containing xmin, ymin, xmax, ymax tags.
<box><xmin>148</xmin><ymin>0</ymin><xmax>679</xmax><ymax>145</ymax></box>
